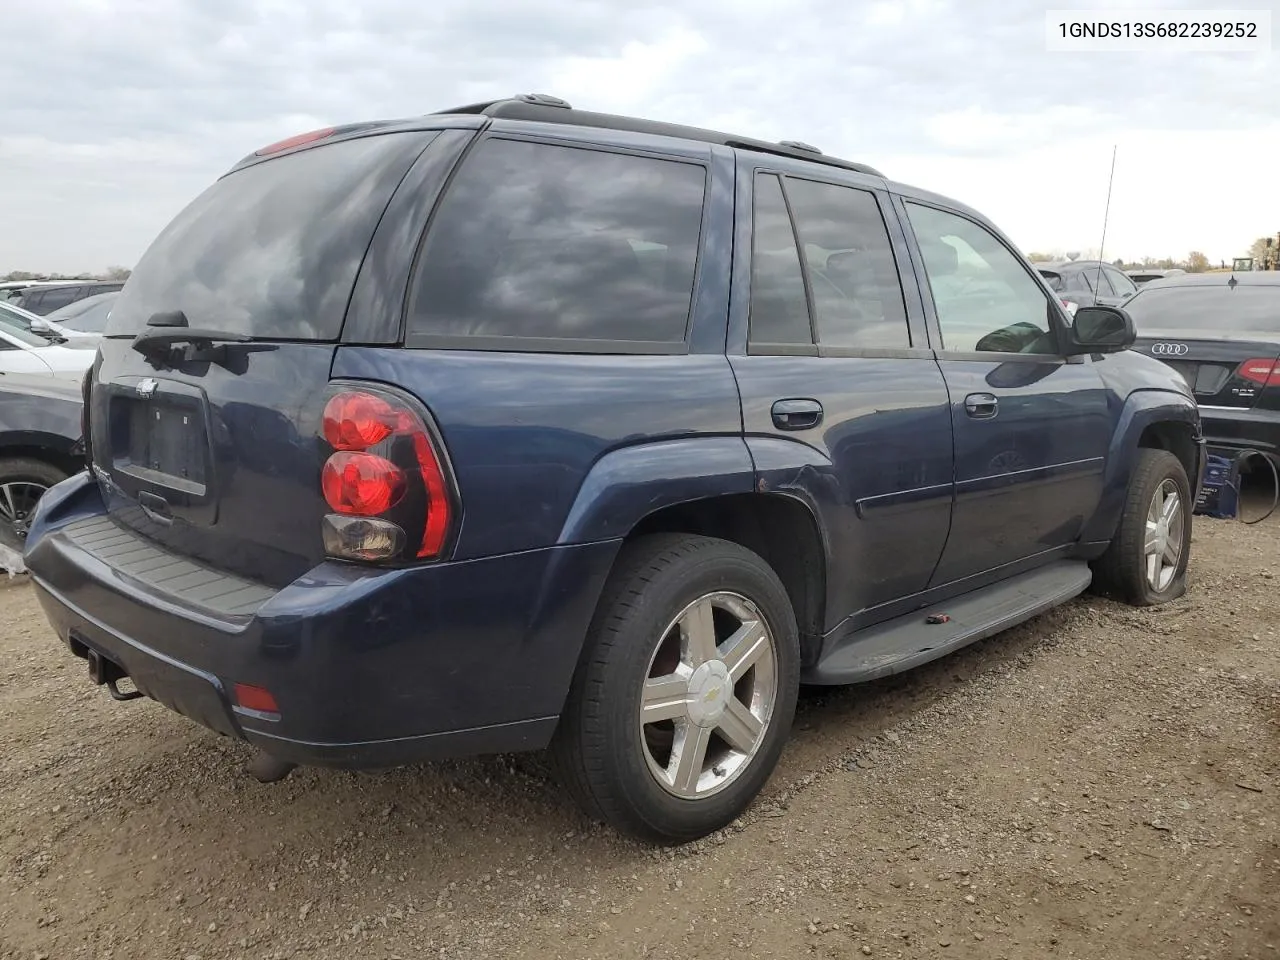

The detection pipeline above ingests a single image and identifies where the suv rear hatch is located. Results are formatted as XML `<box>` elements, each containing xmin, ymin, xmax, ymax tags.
<box><xmin>1128</xmin><ymin>282</ymin><xmax>1280</xmax><ymax>410</ymax></box>
<box><xmin>90</xmin><ymin>129</ymin><xmax>438</xmax><ymax>587</ymax></box>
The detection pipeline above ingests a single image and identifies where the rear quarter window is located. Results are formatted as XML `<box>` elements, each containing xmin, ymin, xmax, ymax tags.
<box><xmin>105</xmin><ymin>132</ymin><xmax>436</xmax><ymax>340</ymax></box>
<box><xmin>407</xmin><ymin>138</ymin><xmax>707</xmax><ymax>350</ymax></box>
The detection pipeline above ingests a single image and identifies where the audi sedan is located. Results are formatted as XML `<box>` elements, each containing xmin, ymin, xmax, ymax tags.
<box><xmin>1127</xmin><ymin>271</ymin><xmax>1280</xmax><ymax>465</ymax></box>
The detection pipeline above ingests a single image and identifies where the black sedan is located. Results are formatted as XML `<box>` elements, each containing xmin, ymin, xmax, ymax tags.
<box><xmin>1126</xmin><ymin>271</ymin><xmax>1280</xmax><ymax>465</ymax></box>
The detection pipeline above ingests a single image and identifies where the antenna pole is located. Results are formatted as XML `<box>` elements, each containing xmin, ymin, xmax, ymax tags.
<box><xmin>1094</xmin><ymin>145</ymin><xmax>1117</xmax><ymax>293</ymax></box>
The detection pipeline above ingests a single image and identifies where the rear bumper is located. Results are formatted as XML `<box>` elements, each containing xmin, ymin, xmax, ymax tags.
<box><xmin>1199</xmin><ymin>406</ymin><xmax>1280</xmax><ymax>462</ymax></box>
<box><xmin>24</xmin><ymin>473</ymin><xmax>618</xmax><ymax>768</ymax></box>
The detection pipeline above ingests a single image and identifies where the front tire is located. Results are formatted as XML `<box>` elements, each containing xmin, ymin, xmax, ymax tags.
<box><xmin>1091</xmin><ymin>448</ymin><xmax>1192</xmax><ymax>605</ymax></box>
<box><xmin>551</xmin><ymin>534</ymin><xmax>800</xmax><ymax>843</ymax></box>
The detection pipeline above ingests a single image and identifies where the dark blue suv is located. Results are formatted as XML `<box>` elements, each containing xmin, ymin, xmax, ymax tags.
<box><xmin>24</xmin><ymin>95</ymin><xmax>1204</xmax><ymax>842</ymax></box>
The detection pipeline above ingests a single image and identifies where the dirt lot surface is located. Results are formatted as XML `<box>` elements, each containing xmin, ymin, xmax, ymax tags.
<box><xmin>2</xmin><ymin>513</ymin><xmax>1279</xmax><ymax>960</ymax></box>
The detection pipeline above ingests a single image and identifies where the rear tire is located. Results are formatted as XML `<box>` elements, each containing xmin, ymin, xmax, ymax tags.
<box><xmin>550</xmin><ymin>534</ymin><xmax>800</xmax><ymax>843</ymax></box>
<box><xmin>1090</xmin><ymin>449</ymin><xmax>1192</xmax><ymax>606</ymax></box>
<box><xmin>0</xmin><ymin>457</ymin><xmax>68</xmax><ymax>541</ymax></box>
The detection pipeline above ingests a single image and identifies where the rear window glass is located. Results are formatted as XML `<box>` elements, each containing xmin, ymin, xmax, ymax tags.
<box><xmin>105</xmin><ymin>132</ymin><xmax>434</xmax><ymax>340</ymax></box>
<box><xmin>1126</xmin><ymin>284</ymin><xmax>1280</xmax><ymax>335</ymax></box>
<box><xmin>408</xmin><ymin>138</ymin><xmax>707</xmax><ymax>347</ymax></box>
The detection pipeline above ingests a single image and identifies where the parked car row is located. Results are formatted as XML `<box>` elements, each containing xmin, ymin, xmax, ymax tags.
<box><xmin>0</xmin><ymin>300</ymin><xmax>96</xmax><ymax>380</ymax></box>
<box><xmin>0</xmin><ymin>280</ymin><xmax>123</xmax><ymax>315</ymax></box>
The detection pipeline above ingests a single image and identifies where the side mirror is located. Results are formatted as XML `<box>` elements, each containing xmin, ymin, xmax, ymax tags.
<box><xmin>1067</xmin><ymin>305</ymin><xmax>1135</xmax><ymax>354</ymax></box>
<box><xmin>29</xmin><ymin>319</ymin><xmax>52</xmax><ymax>334</ymax></box>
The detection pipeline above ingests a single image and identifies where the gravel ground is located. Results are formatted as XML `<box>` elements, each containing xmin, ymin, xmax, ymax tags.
<box><xmin>2</xmin><ymin>511</ymin><xmax>1278</xmax><ymax>960</ymax></box>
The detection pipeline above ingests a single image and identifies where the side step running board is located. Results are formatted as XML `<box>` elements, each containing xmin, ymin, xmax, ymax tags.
<box><xmin>803</xmin><ymin>560</ymin><xmax>1092</xmax><ymax>685</ymax></box>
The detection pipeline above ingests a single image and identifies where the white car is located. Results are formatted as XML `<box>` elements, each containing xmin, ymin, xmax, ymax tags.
<box><xmin>0</xmin><ymin>303</ymin><xmax>95</xmax><ymax>381</ymax></box>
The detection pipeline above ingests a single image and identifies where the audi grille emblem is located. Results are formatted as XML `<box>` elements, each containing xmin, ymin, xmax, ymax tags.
<box><xmin>136</xmin><ymin>377</ymin><xmax>159</xmax><ymax>398</ymax></box>
<box><xmin>1150</xmin><ymin>343</ymin><xmax>1189</xmax><ymax>356</ymax></box>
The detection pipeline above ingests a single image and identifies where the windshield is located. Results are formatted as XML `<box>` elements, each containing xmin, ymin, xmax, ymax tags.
<box><xmin>1127</xmin><ymin>284</ymin><xmax>1280</xmax><ymax>335</ymax></box>
<box><xmin>0</xmin><ymin>302</ymin><xmax>52</xmax><ymax>346</ymax></box>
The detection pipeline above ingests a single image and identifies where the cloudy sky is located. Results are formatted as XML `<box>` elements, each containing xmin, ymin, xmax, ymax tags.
<box><xmin>2</xmin><ymin>0</ymin><xmax>1277</xmax><ymax>274</ymax></box>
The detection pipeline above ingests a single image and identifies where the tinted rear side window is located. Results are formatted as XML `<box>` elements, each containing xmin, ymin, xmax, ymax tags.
<box><xmin>105</xmin><ymin>132</ymin><xmax>435</xmax><ymax>340</ymax></box>
<box><xmin>408</xmin><ymin>138</ymin><xmax>707</xmax><ymax>348</ymax></box>
<box><xmin>784</xmin><ymin>178</ymin><xmax>909</xmax><ymax>349</ymax></box>
<box><xmin>748</xmin><ymin>174</ymin><xmax>812</xmax><ymax>347</ymax></box>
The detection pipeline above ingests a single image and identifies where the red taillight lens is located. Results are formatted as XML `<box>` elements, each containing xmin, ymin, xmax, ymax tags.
<box><xmin>322</xmin><ymin>392</ymin><xmax>404</xmax><ymax>450</ymax></box>
<box><xmin>233</xmin><ymin>683</ymin><xmax>280</xmax><ymax>715</ymax></box>
<box><xmin>318</xmin><ymin>387</ymin><xmax>455</xmax><ymax>562</ymax></box>
<box><xmin>254</xmin><ymin>127</ymin><xmax>336</xmax><ymax>156</ymax></box>
<box><xmin>1237</xmin><ymin>358</ymin><xmax>1280</xmax><ymax>387</ymax></box>
<box><xmin>322</xmin><ymin>451</ymin><xmax>406</xmax><ymax>515</ymax></box>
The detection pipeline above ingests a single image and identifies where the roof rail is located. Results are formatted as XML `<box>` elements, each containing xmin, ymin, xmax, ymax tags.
<box><xmin>429</xmin><ymin>95</ymin><xmax>884</xmax><ymax>178</ymax></box>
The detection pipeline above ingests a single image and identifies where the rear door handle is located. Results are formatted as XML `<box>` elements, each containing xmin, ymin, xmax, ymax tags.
<box><xmin>771</xmin><ymin>398</ymin><xmax>823</xmax><ymax>431</ymax></box>
<box><xmin>964</xmin><ymin>392</ymin><xmax>998</xmax><ymax>419</ymax></box>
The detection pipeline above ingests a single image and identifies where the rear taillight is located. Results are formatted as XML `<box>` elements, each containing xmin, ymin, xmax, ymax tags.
<box><xmin>1237</xmin><ymin>358</ymin><xmax>1280</xmax><ymax>388</ymax></box>
<box><xmin>318</xmin><ymin>386</ymin><xmax>455</xmax><ymax>563</ymax></box>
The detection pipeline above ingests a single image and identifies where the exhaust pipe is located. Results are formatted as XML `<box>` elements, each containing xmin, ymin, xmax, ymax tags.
<box><xmin>245</xmin><ymin>752</ymin><xmax>297</xmax><ymax>783</ymax></box>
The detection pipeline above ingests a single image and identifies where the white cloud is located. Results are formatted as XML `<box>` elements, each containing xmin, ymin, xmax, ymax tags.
<box><xmin>874</xmin><ymin>121</ymin><xmax>1280</xmax><ymax>264</ymax></box>
<box><xmin>1</xmin><ymin>0</ymin><xmax>1277</xmax><ymax>271</ymax></box>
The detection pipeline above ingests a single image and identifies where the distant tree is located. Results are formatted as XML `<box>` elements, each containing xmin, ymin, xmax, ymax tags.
<box><xmin>1247</xmin><ymin>237</ymin><xmax>1271</xmax><ymax>263</ymax></box>
<box><xmin>1112</xmin><ymin>258</ymin><xmax>1125</xmax><ymax>268</ymax></box>
<box><xmin>100</xmin><ymin>266</ymin><xmax>131</xmax><ymax>281</ymax></box>
<box><xmin>1026</xmin><ymin>251</ymin><xmax>1054</xmax><ymax>262</ymax></box>
<box><xmin>1185</xmin><ymin>251</ymin><xmax>1210</xmax><ymax>273</ymax></box>
<box><xmin>1</xmin><ymin>270</ymin><xmax>42</xmax><ymax>282</ymax></box>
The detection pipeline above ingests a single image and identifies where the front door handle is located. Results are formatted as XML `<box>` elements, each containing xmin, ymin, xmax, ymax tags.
<box><xmin>964</xmin><ymin>392</ymin><xmax>998</xmax><ymax>419</ymax></box>
<box><xmin>771</xmin><ymin>398</ymin><xmax>823</xmax><ymax>431</ymax></box>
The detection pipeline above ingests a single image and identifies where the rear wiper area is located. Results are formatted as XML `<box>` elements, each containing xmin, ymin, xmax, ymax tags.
<box><xmin>131</xmin><ymin>311</ymin><xmax>257</xmax><ymax>368</ymax></box>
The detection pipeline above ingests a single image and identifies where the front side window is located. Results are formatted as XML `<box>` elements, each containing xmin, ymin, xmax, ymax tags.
<box><xmin>408</xmin><ymin>139</ymin><xmax>707</xmax><ymax>347</ymax></box>
<box><xmin>907</xmin><ymin>203</ymin><xmax>1058</xmax><ymax>354</ymax></box>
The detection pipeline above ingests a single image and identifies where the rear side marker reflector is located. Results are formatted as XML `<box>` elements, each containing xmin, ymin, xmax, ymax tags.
<box><xmin>233</xmin><ymin>683</ymin><xmax>280</xmax><ymax>716</ymax></box>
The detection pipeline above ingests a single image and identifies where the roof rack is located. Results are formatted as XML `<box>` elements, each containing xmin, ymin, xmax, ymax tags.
<box><xmin>430</xmin><ymin>94</ymin><xmax>885</xmax><ymax>178</ymax></box>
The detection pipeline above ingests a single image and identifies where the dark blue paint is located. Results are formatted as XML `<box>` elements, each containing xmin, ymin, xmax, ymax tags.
<box><xmin>732</xmin><ymin>354</ymin><xmax>954</xmax><ymax>624</ymax></box>
<box><xmin>23</xmin><ymin>113</ymin><xmax>1205</xmax><ymax>768</ymax></box>
<box><xmin>929</xmin><ymin>358</ymin><xmax>1111</xmax><ymax>583</ymax></box>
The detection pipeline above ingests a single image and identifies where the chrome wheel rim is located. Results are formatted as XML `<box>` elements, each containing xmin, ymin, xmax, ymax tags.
<box><xmin>1144</xmin><ymin>479</ymin><xmax>1184</xmax><ymax>592</ymax></box>
<box><xmin>639</xmin><ymin>591</ymin><xmax>778</xmax><ymax>800</ymax></box>
<box><xmin>0</xmin><ymin>481</ymin><xmax>48</xmax><ymax>540</ymax></box>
